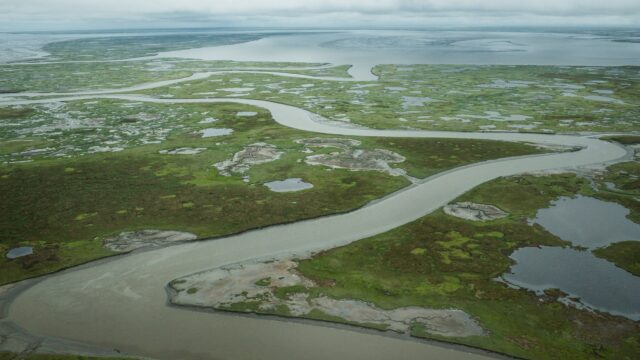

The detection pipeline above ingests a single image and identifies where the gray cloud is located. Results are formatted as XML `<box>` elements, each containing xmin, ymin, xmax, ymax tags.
<box><xmin>1</xmin><ymin>0</ymin><xmax>639</xmax><ymax>31</ymax></box>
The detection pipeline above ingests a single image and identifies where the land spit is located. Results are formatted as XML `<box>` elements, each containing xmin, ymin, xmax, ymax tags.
<box><xmin>168</xmin><ymin>257</ymin><xmax>485</xmax><ymax>338</ymax></box>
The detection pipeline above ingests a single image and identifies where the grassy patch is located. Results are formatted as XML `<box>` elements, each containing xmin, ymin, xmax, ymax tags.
<box><xmin>291</xmin><ymin>174</ymin><xmax>640</xmax><ymax>359</ymax></box>
<box><xmin>0</xmin><ymin>107</ymin><xmax>34</xmax><ymax>119</ymax></box>
<box><xmin>603</xmin><ymin>135</ymin><xmax>640</xmax><ymax>145</ymax></box>
<box><xmin>591</xmin><ymin>161</ymin><xmax>640</xmax><ymax>223</ymax></box>
<box><xmin>456</xmin><ymin>173</ymin><xmax>586</xmax><ymax>218</ymax></box>
<box><xmin>255</xmin><ymin>277</ymin><xmax>272</xmax><ymax>286</ymax></box>
<box><xmin>593</xmin><ymin>241</ymin><xmax>640</xmax><ymax>276</ymax></box>
<box><xmin>140</xmin><ymin>65</ymin><xmax>640</xmax><ymax>133</ymax></box>
<box><xmin>0</xmin><ymin>99</ymin><xmax>542</xmax><ymax>284</ymax></box>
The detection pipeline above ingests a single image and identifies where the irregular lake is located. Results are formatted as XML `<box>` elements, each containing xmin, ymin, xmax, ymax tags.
<box><xmin>6</xmin><ymin>246</ymin><xmax>33</xmax><ymax>259</ymax></box>
<box><xmin>503</xmin><ymin>246</ymin><xmax>640</xmax><ymax>320</ymax></box>
<box><xmin>264</xmin><ymin>178</ymin><xmax>314</xmax><ymax>192</ymax></box>
<box><xmin>530</xmin><ymin>196</ymin><xmax>640</xmax><ymax>248</ymax></box>
<box><xmin>502</xmin><ymin>196</ymin><xmax>640</xmax><ymax>320</ymax></box>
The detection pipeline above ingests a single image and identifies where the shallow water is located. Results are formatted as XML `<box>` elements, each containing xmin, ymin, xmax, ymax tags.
<box><xmin>503</xmin><ymin>196</ymin><xmax>640</xmax><ymax>320</ymax></box>
<box><xmin>160</xmin><ymin>30</ymin><xmax>640</xmax><ymax>81</ymax></box>
<box><xmin>531</xmin><ymin>196</ymin><xmax>640</xmax><ymax>248</ymax></box>
<box><xmin>503</xmin><ymin>246</ymin><xmax>640</xmax><ymax>320</ymax></box>
<box><xmin>200</xmin><ymin>128</ymin><xmax>233</xmax><ymax>137</ymax></box>
<box><xmin>6</xmin><ymin>246</ymin><xmax>33</xmax><ymax>259</ymax></box>
<box><xmin>264</xmin><ymin>178</ymin><xmax>314</xmax><ymax>192</ymax></box>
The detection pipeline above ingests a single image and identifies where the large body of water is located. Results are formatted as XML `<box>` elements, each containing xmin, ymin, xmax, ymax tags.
<box><xmin>159</xmin><ymin>30</ymin><xmax>640</xmax><ymax>80</ymax></box>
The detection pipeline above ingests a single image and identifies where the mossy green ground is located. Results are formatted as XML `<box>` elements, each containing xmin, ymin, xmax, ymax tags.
<box><xmin>593</xmin><ymin>241</ymin><xmax>640</xmax><ymax>276</ymax></box>
<box><xmin>227</xmin><ymin>174</ymin><xmax>639</xmax><ymax>360</ymax></box>
<box><xmin>139</xmin><ymin>65</ymin><xmax>640</xmax><ymax>133</ymax></box>
<box><xmin>590</xmin><ymin>161</ymin><xmax>640</xmax><ymax>223</ymax></box>
<box><xmin>0</xmin><ymin>100</ymin><xmax>541</xmax><ymax>284</ymax></box>
<box><xmin>40</xmin><ymin>33</ymin><xmax>264</xmax><ymax>61</ymax></box>
<box><xmin>603</xmin><ymin>135</ymin><xmax>640</xmax><ymax>145</ymax></box>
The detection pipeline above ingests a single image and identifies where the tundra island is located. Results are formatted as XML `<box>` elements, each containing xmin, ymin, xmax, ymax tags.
<box><xmin>0</xmin><ymin>28</ymin><xmax>639</xmax><ymax>360</ymax></box>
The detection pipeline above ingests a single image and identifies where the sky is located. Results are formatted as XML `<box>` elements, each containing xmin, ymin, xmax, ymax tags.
<box><xmin>1</xmin><ymin>0</ymin><xmax>639</xmax><ymax>31</ymax></box>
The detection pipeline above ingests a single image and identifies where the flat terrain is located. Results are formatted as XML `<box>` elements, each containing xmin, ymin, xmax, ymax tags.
<box><xmin>171</xmin><ymin>173</ymin><xmax>640</xmax><ymax>360</ymax></box>
<box><xmin>0</xmin><ymin>31</ymin><xmax>638</xmax><ymax>360</ymax></box>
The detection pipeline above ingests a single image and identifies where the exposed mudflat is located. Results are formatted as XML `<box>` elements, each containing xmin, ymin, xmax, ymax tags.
<box><xmin>444</xmin><ymin>202</ymin><xmax>508</xmax><ymax>221</ymax></box>
<box><xmin>103</xmin><ymin>230</ymin><xmax>197</xmax><ymax>252</ymax></box>
<box><xmin>214</xmin><ymin>142</ymin><xmax>283</xmax><ymax>176</ymax></box>
<box><xmin>168</xmin><ymin>258</ymin><xmax>485</xmax><ymax>338</ymax></box>
<box><xmin>297</xmin><ymin>137</ymin><xmax>407</xmax><ymax>177</ymax></box>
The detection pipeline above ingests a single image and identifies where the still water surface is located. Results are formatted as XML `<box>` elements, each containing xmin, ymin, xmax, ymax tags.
<box><xmin>503</xmin><ymin>196</ymin><xmax>640</xmax><ymax>320</ymax></box>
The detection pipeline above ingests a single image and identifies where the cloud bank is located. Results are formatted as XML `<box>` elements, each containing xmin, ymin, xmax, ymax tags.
<box><xmin>1</xmin><ymin>0</ymin><xmax>639</xmax><ymax>31</ymax></box>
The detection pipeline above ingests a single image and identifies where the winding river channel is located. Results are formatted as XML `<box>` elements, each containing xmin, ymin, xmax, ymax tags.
<box><xmin>0</xmin><ymin>62</ymin><xmax>630</xmax><ymax>359</ymax></box>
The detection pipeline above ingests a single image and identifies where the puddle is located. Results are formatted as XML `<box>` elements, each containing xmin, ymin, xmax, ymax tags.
<box><xmin>221</xmin><ymin>87</ymin><xmax>255</xmax><ymax>93</ymax></box>
<box><xmin>264</xmin><ymin>178</ymin><xmax>314</xmax><ymax>192</ymax></box>
<box><xmin>583</xmin><ymin>95</ymin><xmax>625</xmax><ymax>105</ymax></box>
<box><xmin>199</xmin><ymin>117</ymin><xmax>218</xmax><ymax>124</ymax></box>
<box><xmin>237</xmin><ymin>111</ymin><xmax>257</xmax><ymax>117</ymax></box>
<box><xmin>200</xmin><ymin>128</ymin><xmax>233</xmax><ymax>137</ymax></box>
<box><xmin>6</xmin><ymin>246</ymin><xmax>33</xmax><ymax>259</ymax></box>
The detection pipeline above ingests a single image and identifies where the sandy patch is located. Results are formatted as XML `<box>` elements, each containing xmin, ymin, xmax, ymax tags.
<box><xmin>297</xmin><ymin>138</ymin><xmax>407</xmax><ymax>177</ymax></box>
<box><xmin>168</xmin><ymin>258</ymin><xmax>484</xmax><ymax>338</ymax></box>
<box><xmin>214</xmin><ymin>142</ymin><xmax>283</xmax><ymax>176</ymax></box>
<box><xmin>103</xmin><ymin>230</ymin><xmax>197</xmax><ymax>252</ymax></box>
<box><xmin>444</xmin><ymin>202</ymin><xmax>508</xmax><ymax>221</ymax></box>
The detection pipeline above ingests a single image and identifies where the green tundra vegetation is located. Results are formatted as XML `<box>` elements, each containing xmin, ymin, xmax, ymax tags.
<box><xmin>603</xmin><ymin>135</ymin><xmax>640</xmax><ymax>145</ymax></box>
<box><xmin>217</xmin><ymin>173</ymin><xmax>639</xmax><ymax>360</ymax></box>
<box><xmin>40</xmin><ymin>33</ymin><xmax>265</xmax><ymax>61</ymax></box>
<box><xmin>589</xmin><ymin>161</ymin><xmax>640</xmax><ymax>223</ymax></box>
<box><xmin>1</xmin><ymin>34</ymin><xmax>639</xmax><ymax>359</ymax></box>
<box><xmin>139</xmin><ymin>64</ymin><xmax>640</xmax><ymax>133</ymax></box>
<box><xmin>593</xmin><ymin>241</ymin><xmax>640</xmax><ymax>276</ymax></box>
<box><xmin>0</xmin><ymin>99</ymin><xmax>543</xmax><ymax>284</ymax></box>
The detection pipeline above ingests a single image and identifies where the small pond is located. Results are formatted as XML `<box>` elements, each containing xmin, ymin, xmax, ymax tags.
<box><xmin>264</xmin><ymin>178</ymin><xmax>314</xmax><ymax>192</ymax></box>
<box><xmin>200</xmin><ymin>128</ymin><xmax>234</xmax><ymax>137</ymax></box>
<box><xmin>501</xmin><ymin>196</ymin><xmax>640</xmax><ymax>320</ymax></box>
<box><xmin>6</xmin><ymin>246</ymin><xmax>33</xmax><ymax>259</ymax></box>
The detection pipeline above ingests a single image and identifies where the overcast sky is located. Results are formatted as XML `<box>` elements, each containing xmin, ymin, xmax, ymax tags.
<box><xmin>1</xmin><ymin>0</ymin><xmax>639</xmax><ymax>31</ymax></box>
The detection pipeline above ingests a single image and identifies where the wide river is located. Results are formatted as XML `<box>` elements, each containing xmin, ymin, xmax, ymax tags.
<box><xmin>0</xmin><ymin>30</ymin><xmax>634</xmax><ymax>360</ymax></box>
